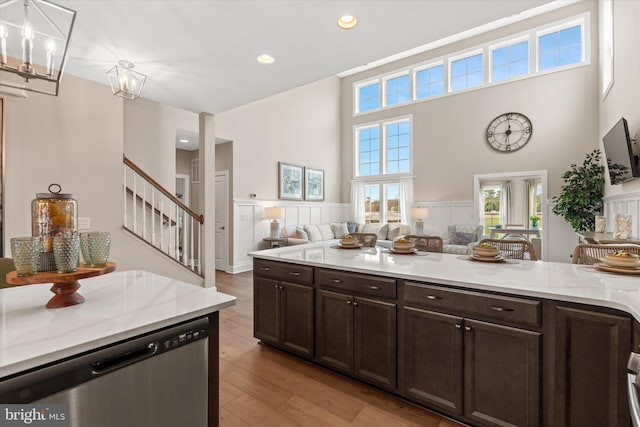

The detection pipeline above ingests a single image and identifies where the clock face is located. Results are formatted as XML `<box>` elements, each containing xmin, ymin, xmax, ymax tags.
<box><xmin>486</xmin><ymin>112</ymin><xmax>532</xmax><ymax>152</ymax></box>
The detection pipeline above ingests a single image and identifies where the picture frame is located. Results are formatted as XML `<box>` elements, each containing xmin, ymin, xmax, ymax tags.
<box><xmin>304</xmin><ymin>167</ymin><xmax>324</xmax><ymax>201</ymax></box>
<box><xmin>278</xmin><ymin>162</ymin><xmax>304</xmax><ymax>200</ymax></box>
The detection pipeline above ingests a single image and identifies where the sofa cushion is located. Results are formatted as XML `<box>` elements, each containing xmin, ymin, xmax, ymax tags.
<box><xmin>387</xmin><ymin>224</ymin><xmax>410</xmax><ymax>240</ymax></box>
<box><xmin>294</xmin><ymin>227</ymin><xmax>308</xmax><ymax>240</ymax></box>
<box><xmin>318</xmin><ymin>223</ymin><xmax>334</xmax><ymax>240</ymax></box>
<box><xmin>451</xmin><ymin>232</ymin><xmax>475</xmax><ymax>245</ymax></box>
<box><xmin>331</xmin><ymin>222</ymin><xmax>349</xmax><ymax>239</ymax></box>
<box><xmin>303</xmin><ymin>224</ymin><xmax>322</xmax><ymax>242</ymax></box>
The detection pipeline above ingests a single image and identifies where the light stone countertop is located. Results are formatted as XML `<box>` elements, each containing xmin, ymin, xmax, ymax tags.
<box><xmin>0</xmin><ymin>270</ymin><xmax>236</xmax><ymax>378</ymax></box>
<box><xmin>250</xmin><ymin>241</ymin><xmax>640</xmax><ymax>321</ymax></box>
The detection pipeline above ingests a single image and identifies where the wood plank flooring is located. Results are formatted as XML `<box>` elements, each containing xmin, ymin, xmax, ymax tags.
<box><xmin>215</xmin><ymin>271</ymin><xmax>466</xmax><ymax>427</ymax></box>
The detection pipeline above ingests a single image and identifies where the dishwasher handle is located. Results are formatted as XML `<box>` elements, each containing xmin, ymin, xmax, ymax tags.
<box><xmin>91</xmin><ymin>341</ymin><xmax>158</xmax><ymax>376</ymax></box>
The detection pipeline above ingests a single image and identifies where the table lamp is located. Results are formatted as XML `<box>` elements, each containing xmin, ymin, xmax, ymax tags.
<box><xmin>264</xmin><ymin>207</ymin><xmax>285</xmax><ymax>238</ymax></box>
<box><xmin>410</xmin><ymin>207</ymin><xmax>429</xmax><ymax>235</ymax></box>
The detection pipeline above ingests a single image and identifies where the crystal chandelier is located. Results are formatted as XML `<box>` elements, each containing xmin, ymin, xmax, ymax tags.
<box><xmin>0</xmin><ymin>0</ymin><xmax>76</xmax><ymax>96</ymax></box>
<box><xmin>106</xmin><ymin>60</ymin><xmax>147</xmax><ymax>100</ymax></box>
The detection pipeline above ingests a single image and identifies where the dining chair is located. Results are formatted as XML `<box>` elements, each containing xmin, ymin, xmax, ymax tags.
<box><xmin>404</xmin><ymin>235</ymin><xmax>443</xmax><ymax>253</ymax></box>
<box><xmin>571</xmin><ymin>243</ymin><xmax>640</xmax><ymax>265</ymax></box>
<box><xmin>349</xmin><ymin>233</ymin><xmax>378</xmax><ymax>247</ymax></box>
<box><xmin>477</xmin><ymin>238</ymin><xmax>537</xmax><ymax>260</ymax></box>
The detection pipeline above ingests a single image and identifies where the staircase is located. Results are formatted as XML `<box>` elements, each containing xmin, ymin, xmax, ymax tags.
<box><xmin>123</xmin><ymin>155</ymin><xmax>204</xmax><ymax>277</ymax></box>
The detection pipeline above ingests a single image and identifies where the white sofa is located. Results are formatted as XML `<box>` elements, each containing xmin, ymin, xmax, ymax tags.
<box><xmin>282</xmin><ymin>222</ymin><xmax>411</xmax><ymax>248</ymax></box>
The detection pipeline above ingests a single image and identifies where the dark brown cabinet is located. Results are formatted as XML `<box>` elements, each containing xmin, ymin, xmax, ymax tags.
<box><xmin>316</xmin><ymin>288</ymin><xmax>396</xmax><ymax>390</ymax></box>
<box><xmin>400</xmin><ymin>282</ymin><xmax>541</xmax><ymax>427</ymax></box>
<box><xmin>254</xmin><ymin>261</ymin><xmax>314</xmax><ymax>359</ymax></box>
<box><xmin>553</xmin><ymin>305</ymin><xmax>631</xmax><ymax>427</ymax></box>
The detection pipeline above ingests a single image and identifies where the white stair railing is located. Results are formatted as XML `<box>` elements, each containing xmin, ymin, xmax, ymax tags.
<box><xmin>123</xmin><ymin>155</ymin><xmax>204</xmax><ymax>276</ymax></box>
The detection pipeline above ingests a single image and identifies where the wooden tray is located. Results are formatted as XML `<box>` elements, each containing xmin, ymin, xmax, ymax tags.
<box><xmin>6</xmin><ymin>262</ymin><xmax>116</xmax><ymax>309</ymax></box>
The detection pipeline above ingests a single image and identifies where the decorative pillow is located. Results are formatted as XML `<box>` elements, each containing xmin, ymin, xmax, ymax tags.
<box><xmin>387</xmin><ymin>224</ymin><xmax>410</xmax><ymax>240</ymax></box>
<box><xmin>303</xmin><ymin>224</ymin><xmax>322</xmax><ymax>242</ymax></box>
<box><xmin>294</xmin><ymin>227</ymin><xmax>308</xmax><ymax>240</ymax></box>
<box><xmin>331</xmin><ymin>222</ymin><xmax>349</xmax><ymax>239</ymax></box>
<box><xmin>361</xmin><ymin>223</ymin><xmax>380</xmax><ymax>235</ymax></box>
<box><xmin>451</xmin><ymin>232</ymin><xmax>475</xmax><ymax>245</ymax></box>
<box><xmin>347</xmin><ymin>222</ymin><xmax>358</xmax><ymax>233</ymax></box>
<box><xmin>376</xmin><ymin>224</ymin><xmax>390</xmax><ymax>240</ymax></box>
<box><xmin>318</xmin><ymin>224</ymin><xmax>334</xmax><ymax>240</ymax></box>
<box><xmin>280</xmin><ymin>227</ymin><xmax>289</xmax><ymax>238</ymax></box>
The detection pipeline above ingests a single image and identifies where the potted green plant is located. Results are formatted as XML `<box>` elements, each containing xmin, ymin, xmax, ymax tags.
<box><xmin>552</xmin><ymin>149</ymin><xmax>605</xmax><ymax>232</ymax></box>
<box><xmin>529</xmin><ymin>215</ymin><xmax>540</xmax><ymax>229</ymax></box>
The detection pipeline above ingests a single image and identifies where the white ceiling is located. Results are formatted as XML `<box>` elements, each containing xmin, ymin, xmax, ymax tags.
<box><xmin>49</xmin><ymin>0</ymin><xmax>576</xmax><ymax>150</ymax></box>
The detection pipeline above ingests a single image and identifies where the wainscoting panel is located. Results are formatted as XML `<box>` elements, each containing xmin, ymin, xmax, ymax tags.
<box><xmin>414</xmin><ymin>201</ymin><xmax>476</xmax><ymax>238</ymax></box>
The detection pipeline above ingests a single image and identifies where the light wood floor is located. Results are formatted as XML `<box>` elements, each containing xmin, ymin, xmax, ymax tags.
<box><xmin>216</xmin><ymin>271</ymin><xmax>466</xmax><ymax>427</ymax></box>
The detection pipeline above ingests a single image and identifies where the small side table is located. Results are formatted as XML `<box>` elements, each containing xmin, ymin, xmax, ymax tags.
<box><xmin>6</xmin><ymin>262</ymin><xmax>116</xmax><ymax>309</ymax></box>
<box><xmin>263</xmin><ymin>237</ymin><xmax>286</xmax><ymax>249</ymax></box>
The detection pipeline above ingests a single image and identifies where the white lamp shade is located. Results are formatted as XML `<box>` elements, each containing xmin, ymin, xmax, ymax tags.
<box><xmin>410</xmin><ymin>207</ymin><xmax>428</xmax><ymax>219</ymax></box>
<box><xmin>264</xmin><ymin>207</ymin><xmax>285</xmax><ymax>220</ymax></box>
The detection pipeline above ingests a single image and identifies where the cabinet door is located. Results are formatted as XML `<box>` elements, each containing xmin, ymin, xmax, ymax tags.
<box><xmin>554</xmin><ymin>306</ymin><xmax>631</xmax><ymax>427</ymax></box>
<box><xmin>353</xmin><ymin>296</ymin><xmax>397</xmax><ymax>390</ymax></box>
<box><xmin>254</xmin><ymin>277</ymin><xmax>280</xmax><ymax>345</ymax></box>
<box><xmin>464</xmin><ymin>319</ymin><xmax>541</xmax><ymax>427</ymax></box>
<box><xmin>399</xmin><ymin>306</ymin><xmax>463</xmax><ymax>414</ymax></box>
<box><xmin>316</xmin><ymin>289</ymin><xmax>353</xmax><ymax>374</ymax></box>
<box><xmin>280</xmin><ymin>281</ymin><xmax>314</xmax><ymax>359</ymax></box>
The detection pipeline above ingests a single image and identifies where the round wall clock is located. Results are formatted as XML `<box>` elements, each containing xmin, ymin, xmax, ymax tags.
<box><xmin>486</xmin><ymin>112</ymin><xmax>532</xmax><ymax>152</ymax></box>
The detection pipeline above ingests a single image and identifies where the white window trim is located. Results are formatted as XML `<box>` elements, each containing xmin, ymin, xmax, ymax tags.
<box><xmin>354</xmin><ymin>115</ymin><xmax>413</xmax><ymax>179</ymax></box>
<box><xmin>413</xmin><ymin>60</ymin><xmax>445</xmax><ymax>100</ymax></box>
<box><xmin>361</xmin><ymin>180</ymin><xmax>402</xmax><ymax>224</ymax></box>
<box><xmin>354</xmin><ymin>79</ymin><xmax>381</xmax><ymax>114</ymax></box>
<box><xmin>382</xmin><ymin>70</ymin><xmax>411</xmax><ymax>108</ymax></box>
<box><xmin>448</xmin><ymin>48</ymin><xmax>484</xmax><ymax>93</ymax></box>
<box><xmin>351</xmin><ymin>12</ymin><xmax>591</xmax><ymax>116</ymax></box>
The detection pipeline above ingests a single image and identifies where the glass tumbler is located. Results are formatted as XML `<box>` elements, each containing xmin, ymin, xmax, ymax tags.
<box><xmin>10</xmin><ymin>237</ymin><xmax>41</xmax><ymax>277</ymax></box>
<box><xmin>79</xmin><ymin>232</ymin><xmax>91</xmax><ymax>265</ymax></box>
<box><xmin>595</xmin><ymin>215</ymin><xmax>606</xmax><ymax>233</ymax></box>
<box><xmin>88</xmin><ymin>232</ymin><xmax>111</xmax><ymax>267</ymax></box>
<box><xmin>53</xmin><ymin>234</ymin><xmax>80</xmax><ymax>273</ymax></box>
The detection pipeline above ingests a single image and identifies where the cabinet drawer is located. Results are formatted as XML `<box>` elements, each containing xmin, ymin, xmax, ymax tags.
<box><xmin>254</xmin><ymin>259</ymin><xmax>313</xmax><ymax>285</ymax></box>
<box><xmin>403</xmin><ymin>282</ymin><xmax>541</xmax><ymax>328</ymax></box>
<box><xmin>317</xmin><ymin>268</ymin><xmax>396</xmax><ymax>300</ymax></box>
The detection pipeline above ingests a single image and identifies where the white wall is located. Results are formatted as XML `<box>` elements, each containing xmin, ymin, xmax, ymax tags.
<box><xmin>3</xmin><ymin>74</ymin><xmax>203</xmax><ymax>285</ymax></box>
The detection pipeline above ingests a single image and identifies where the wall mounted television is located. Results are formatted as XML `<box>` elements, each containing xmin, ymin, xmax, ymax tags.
<box><xmin>602</xmin><ymin>117</ymin><xmax>639</xmax><ymax>185</ymax></box>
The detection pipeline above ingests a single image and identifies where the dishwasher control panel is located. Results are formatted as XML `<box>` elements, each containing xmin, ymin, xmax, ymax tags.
<box><xmin>162</xmin><ymin>322</ymin><xmax>208</xmax><ymax>352</ymax></box>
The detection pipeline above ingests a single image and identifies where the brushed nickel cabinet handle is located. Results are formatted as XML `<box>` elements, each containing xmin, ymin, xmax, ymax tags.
<box><xmin>289</xmin><ymin>271</ymin><xmax>301</xmax><ymax>276</ymax></box>
<box><xmin>424</xmin><ymin>294</ymin><xmax>442</xmax><ymax>300</ymax></box>
<box><xmin>353</xmin><ymin>301</ymin><xmax>359</xmax><ymax>307</ymax></box>
<box><xmin>274</xmin><ymin>284</ymin><xmax>278</xmax><ymax>289</ymax></box>
<box><xmin>464</xmin><ymin>326</ymin><xmax>472</xmax><ymax>331</ymax></box>
<box><xmin>346</xmin><ymin>300</ymin><xmax>352</xmax><ymax>305</ymax></box>
<box><xmin>332</xmin><ymin>279</ymin><xmax>343</xmax><ymax>283</ymax></box>
<box><xmin>488</xmin><ymin>305</ymin><xmax>514</xmax><ymax>312</ymax></box>
<box><xmin>366</xmin><ymin>285</ymin><xmax>380</xmax><ymax>290</ymax></box>
<box><xmin>455</xmin><ymin>324</ymin><xmax>462</xmax><ymax>329</ymax></box>
<box><xmin>261</xmin><ymin>267</ymin><xmax>270</xmax><ymax>271</ymax></box>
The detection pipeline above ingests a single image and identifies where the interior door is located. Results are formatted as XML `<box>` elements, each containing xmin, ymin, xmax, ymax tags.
<box><xmin>214</xmin><ymin>171</ymin><xmax>228</xmax><ymax>271</ymax></box>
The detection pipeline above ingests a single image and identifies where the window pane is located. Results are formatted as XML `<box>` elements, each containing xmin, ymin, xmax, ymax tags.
<box><xmin>371</xmin><ymin>162</ymin><xmax>380</xmax><ymax>175</ymax></box>
<box><xmin>538</xmin><ymin>25</ymin><xmax>582</xmax><ymax>71</ymax></box>
<box><xmin>385</xmin><ymin>184</ymin><xmax>401</xmax><ymax>223</ymax></box>
<box><xmin>385</xmin><ymin>74</ymin><xmax>410</xmax><ymax>106</ymax></box>
<box><xmin>538</xmin><ymin>33</ymin><xmax>557</xmax><ymax>54</ymax></box>
<box><xmin>416</xmin><ymin>65</ymin><xmax>444</xmax><ymax>100</ymax></box>
<box><xmin>511</xmin><ymin>40</ymin><xmax>528</xmax><ymax>61</ymax></box>
<box><xmin>358</xmin><ymin>82</ymin><xmax>380</xmax><ymax>112</ymax></box>
<box><xmin>388</xmin><ymin>163</ymin><xmax>398</xmax><ymax>174</ymax></box>
<box><xmin>560</xmin><ymin>45</ymin><xmax>581</xmax><ymax>65</ymax></box>
<box><xmin>451</xmin><ymin>60</ymin><xmax>466</xmax><ymax>77</ymax></box>
<box><xmin>467</xmin><ymin>54</ymin><xmax>483</xmax><ymax>72</ymax></box>
<box><xmin>468</xmin><ymin>71</ymin><xmax>483</xmax><ymax>87</ymax></box>
<box><xmin>357</xmin><ymin>126</ymin><xmax>380</xmax><ymax>177</ymax></box>
<box><xmin>511</xmin><ymin>59</ymin><xmax>528</xmax><ymax>76</ymax></box>
<box><xmin>493</xmin><ymin>64</ymin><xmax>509</xmax><ymax>82</ymax></box>
<box><xmin>451</xmin><ymin>75</ymin><xmax>466</xmax><ymax>91</ymax></box>
<box><xmin>538</xmin><ymin>52</ymin><xmax>557</xmax><ymax>71</ymax></box>
<box><xmin>492</xmin><ymin>40</ymin><xmax>528</xmax><ymax>82</ymax></box>
<box><xmin>451</xmin><ymin>54</ymin><xmax>483</xmax><ymax>91</ymax></box>
<box><xmin>431</xmin><ymin>81</ymin><xmax>444</xmax><ymax>96</ymax></box>
<box><xmin>399</xmin><ymin>147</ymin><xmax>410</xmax><ymax>159</ymax></box>
<box><xmin>559</xmin><ymin>25</ymin><xmax>581</xmax><ymax>48</ymax></box>
<box><xmin>492</xmin><ymin>46</ymin><xmax>508</xmax><ymax>66</ymax></box>
<box><xmin>398</xmin><ymin>160</ymin><xmax>410</xmax><ymax>173</ymax></box>
<box><xmin>364</xmin><ymin>185</ymin><xmax>380</xmax><ymax>224</ymax></box>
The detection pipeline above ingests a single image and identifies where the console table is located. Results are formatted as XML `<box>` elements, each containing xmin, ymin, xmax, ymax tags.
<box><xmin>577</xmin><ymin>231</ymin><xmax>640</xmax><ymax>244</ymax></box>
<box><xmin>489</xmin><ymin>227</ymin><xmax>540</xmax><ymax>240</ymax></box>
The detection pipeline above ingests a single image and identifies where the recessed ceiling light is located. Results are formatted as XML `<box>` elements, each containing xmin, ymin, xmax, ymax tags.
<box><xmin>337</xmin><ymin>15</ymin><xmax>358</xmax><ymax>30</ymax></box>
<box><xmin>256</xmin><ymin>54</ymin><xmax>275</xmax><ymax>64</ymax></box>
<box><xmin>179</xmin><ymin>139</ymin><xmax>189</xmax><ymax>143</ymax></box>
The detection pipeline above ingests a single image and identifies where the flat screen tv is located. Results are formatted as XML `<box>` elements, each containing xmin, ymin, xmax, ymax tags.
<box><xmin>602</xmin><ymin>117</ymin><xmax>639</xmax><ymax>185</ymax></box>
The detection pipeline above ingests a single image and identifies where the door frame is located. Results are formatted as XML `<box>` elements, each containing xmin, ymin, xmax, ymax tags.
<box><xmin>215</xmin><ymin>170</ymin><xmax>229</xmax><ymax>272</ymax></box>
<box><xmin>175</xmin><ymin>173</ymin><xmax>190</xmax><ymax>206</ymax></box>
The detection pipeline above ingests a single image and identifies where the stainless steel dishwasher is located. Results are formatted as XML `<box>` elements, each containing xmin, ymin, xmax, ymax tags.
<box><xmin>0</xmin><ymin>317</ymin><xmax>209</xmax><ymax>427</ymax></box>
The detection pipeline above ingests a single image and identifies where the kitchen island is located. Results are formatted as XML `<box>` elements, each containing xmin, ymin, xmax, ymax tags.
<box><xmin>0</xmin><ymin>270</ymin><xmax>236</xmax><ymax>427</ymax></box>
<box><xmin>251</xmin><ymin>242</ymin><xmax>640</xmax><ymax>427</ymax></box>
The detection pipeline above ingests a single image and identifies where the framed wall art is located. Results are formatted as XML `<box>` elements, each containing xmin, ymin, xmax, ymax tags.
<box><xmin>278</xmin><ymin>162</ymin><xmax>304</xmax><ymax>200</ymax></box>
<box><xmin>304</xmin><ymin>167</ymin><xmax>324</xmax><ymax>201</ymax></box>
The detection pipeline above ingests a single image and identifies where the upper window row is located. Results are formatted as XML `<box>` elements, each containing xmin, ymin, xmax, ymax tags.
<box><xmin>355</xmin><ymin>15</ymin><xmax>587</xmax><ymax>114</ymax></box>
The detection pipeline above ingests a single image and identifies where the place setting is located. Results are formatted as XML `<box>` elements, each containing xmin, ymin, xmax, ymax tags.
<box><xmin>332</xmin><ymin>235</ymin><xmax>364</xmax><ymax>249</ymax></box>
<box><xmin>595</xmin><ymin>250</ymin><xmax>640</xmax><ymax>275</ymax></box>
<box><xmin>382</xmin><ymin>238</ymin><xmax>428</xmax><ymax>256</ymax></box>
<box><xmin>468</xmin><ymin>243</ymin><xmax>506</xmax><ymax>263</ymax></box>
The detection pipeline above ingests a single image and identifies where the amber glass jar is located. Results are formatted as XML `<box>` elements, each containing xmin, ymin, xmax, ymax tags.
<box><xmin>31</xmin><ymin>184</ymin><xmax>78</xmax><ymax>255</ymax></box>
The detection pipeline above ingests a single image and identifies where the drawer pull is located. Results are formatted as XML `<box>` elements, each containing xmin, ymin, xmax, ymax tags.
<box><xmin>353</xmin><ymin>301</ymin><xmax>359</xmax><ymax>307</ymax></box>
<box><xmin>289</xmin><ymin>271</ymin><xmax>301</xmax><ymax>276</ymax></box>
<box><xmin>488</xmin><ymin>305</ymin><xmax>514</xmax><ymax>312</ymax></box>
<box><xmin>366</xmin><ymin>285</ymin><xmax>380</xmax><ymax>290</ymax></box>
<box><xmin>261</xmin><ymin>267</ymin><xmax>270</xmax><ymax>271</ymax></box>
<box><xmin>346</xmin><ymin>300</ymin><xmax>352</xmax><ymax>305</ymax></box>
<box><xmin>332</xmin><ymin>279</ymin><xmax>343</xmax><ymax>283</ymax></box>
<box><xmin>464</xmin><ymin>326</ymin><xmax>472</xmax><ymax>332</ymax></box>
<box><xmin>455</xmin><ymin>324</ymin><xmax>461</xmax><ymax>329</ymax></box>
<box><xmin>424</xmin><ymin>294</ymin><xmax>442</xmax><ymax>300</ymax></box>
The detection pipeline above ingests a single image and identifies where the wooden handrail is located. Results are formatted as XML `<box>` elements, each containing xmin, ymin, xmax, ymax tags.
<box><xmin>123</xmin><ymin>154</ymin><xmax>204</xmax><ymax>224</ymax></box>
